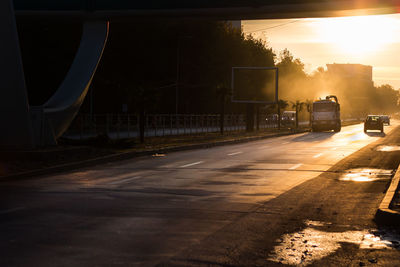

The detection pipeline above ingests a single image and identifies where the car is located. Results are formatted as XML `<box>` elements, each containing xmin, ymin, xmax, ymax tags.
<box><xmin>281</xmin><ymin>111</ymin><xmax>296</xmax><ymax>128</ymax></box>
<box><xmin>364</xmin><ymin>115</ymin><xmax>384</xmax><ymax>133</ymax></box>
<box><xmin>380</xmin><ymin>115</ymin><xmax>390</xmax><ymax>125</ymax></box>
<box><xmin>266</xmin><ymin>114</ymin><xmax>279</xmax><ymax>124</ymax></box>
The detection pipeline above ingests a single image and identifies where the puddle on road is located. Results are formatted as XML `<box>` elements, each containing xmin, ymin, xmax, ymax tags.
<box><xmin>268</xmin><ymin>220</ymin><xmax>400</xmax><ymax>266</ymax></box>
<box><xmin>339</xmin><ymin>168</ymin><xmax>393</xmax><ymax>182</ymax></box>
<box><xmin>376</xmin><ymin>145</ymin><xmax>400</xmax><ymax>152</ymax></box>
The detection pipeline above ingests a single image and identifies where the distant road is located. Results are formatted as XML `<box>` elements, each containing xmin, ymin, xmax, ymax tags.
<box><xmin>1</xmin><ymin>121</ymin><xmax>399</xmax><ymax>266</ymax></box>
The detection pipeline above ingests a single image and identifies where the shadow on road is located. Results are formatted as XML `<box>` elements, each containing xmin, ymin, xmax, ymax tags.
<box><xmin>365</xmin><ymin>131</ymin><xmax>386</xmax><ymax>137</ymax></box>
<box><xmin>291</xmin><ymin>132</ymin><xmax>336</xmax><ymax>142</ymax></box>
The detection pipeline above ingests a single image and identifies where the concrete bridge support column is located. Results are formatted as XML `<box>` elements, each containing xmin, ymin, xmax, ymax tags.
<box><xmin>0</xmin><ymin>0</ymin><xmax>109</xmax><ymax>149</ymax></box>
<box><xmin>0</xmin><ymin>0</ymin><xmax>34</xmax><ymax>149</ymax></box>
<box><xmin>33</xmin><ymin>21</ymin><xmax>109</xmax><ymax>146</ymax></box>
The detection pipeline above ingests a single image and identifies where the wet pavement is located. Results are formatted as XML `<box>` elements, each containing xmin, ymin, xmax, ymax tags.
<box><xmin>2</xmin><ymin>123</ymin><xmax>400</xmax><ymax>266</ymax></box>
<box><xmin>376</xmin><ymin>145</ymin><xmax>400</xmax><ymax>152</ymax></box>
<box><xmin>268</xmin><ymin>220</ymin><xmax>400</xmax><ymax>266</ymax></box>
<box><xmin>339</xmin><ymin>168</ymin><xmax>393</xmax><ymax>182</ymax></box>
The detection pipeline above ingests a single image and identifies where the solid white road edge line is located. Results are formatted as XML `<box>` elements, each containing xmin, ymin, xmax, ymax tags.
<box><xmin>180</xmin><ymin>161</ymin><xmax>204</xmax><ymax>168</ymax></box>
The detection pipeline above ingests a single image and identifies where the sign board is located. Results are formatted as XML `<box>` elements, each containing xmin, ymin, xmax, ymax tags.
<box><xmin>231</xmin><ymin>67</ymin><xmax>278</xmax><ymax>104</ymax></box>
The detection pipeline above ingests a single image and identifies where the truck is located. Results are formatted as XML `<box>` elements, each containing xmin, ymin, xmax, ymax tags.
<box><xmin>311</xmin><ymin>95</ymin><xmax>341</xmax><ymax>132</ymax></box>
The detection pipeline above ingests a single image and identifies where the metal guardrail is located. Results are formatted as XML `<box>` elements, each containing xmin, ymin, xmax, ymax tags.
<box><xmin>62</xmin><ymin>114</ymin><xmax>363</xmax><ymax>140</ymax></box>
<box><xmin>63</xmin><ymin>113</ymin><xmax>282</xmax><ymax>140</ymax></box>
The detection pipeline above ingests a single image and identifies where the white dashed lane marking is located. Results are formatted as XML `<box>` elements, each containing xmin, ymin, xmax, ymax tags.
<box><xmin>109</xmin><ymin>176</ymin><xmax>142</xmax><ymax>185</ymax></box>
<box><xmin>180</xmin><ymin>161</ymin><xmax>204</xmax><ymax>168</ymax></box>
<box><xmin>228</xmin><ymin>152</ymin><xmax>243</xmax><ymax>156</ymax></box>
<box><xmin>289</xmin><ymin>164</ymin><xmax>303</xmax><ymax>170</ymax></box>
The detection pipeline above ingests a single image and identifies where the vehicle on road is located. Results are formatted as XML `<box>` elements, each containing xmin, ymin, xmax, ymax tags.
<box><xmin>281</xmin><ymin>111</ymin><xmax>296</xmax><ymax>128</ymax></box>
<box><xmin>266</xmin><ymin>114</ymin><xmax>279</xmax><ymax>124</ymax></box>
<box><xmin>380</xmin><ymin>115</ymin><xmax>390</xmax><ymax>125</ymax></box>
<box><xmin>364</xmin><ymin>115</ymin><xmax>384</xmax><ymax>133</ymax></box>
<box><xmin>311</xmin><ymin>95</ymin><xmax>341</xmax><ymax>132</ymax></box>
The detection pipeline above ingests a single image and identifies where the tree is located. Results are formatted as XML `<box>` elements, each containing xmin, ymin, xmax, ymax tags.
<box><xmin>275</xmin><ymin>49</ymin><xmax>309</xmax><ymax>101</ymax></box>
<box><xmin>129</xmin><ymin>85</ymin><xmax>161</xmax><ymax>143</ymax></box>
<box><xmin>374</xmin><ymin>84</ymin><xmax>399</xmax><ymax>114</ymax></box>
<box><xmin>291</xmin><ymin>100</ymin><xmax>305</xmax><ymax>129</ymax></box>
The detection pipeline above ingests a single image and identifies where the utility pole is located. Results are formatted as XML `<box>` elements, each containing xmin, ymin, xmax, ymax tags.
<box><xmin>176</xmin><ymin>35</ymin><xmax>192</xmax><ymax>115</ymax></box>
<box><xmin>176</xmin><ymin>41</ymin><xmax>180</xmax><ymax>115</ymax></box>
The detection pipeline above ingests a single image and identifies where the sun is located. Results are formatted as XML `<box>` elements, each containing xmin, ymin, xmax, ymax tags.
<box><xmin>313</xmin><ymin>15</ymin><xmax>397</xmax><ymax>55</ymax></box>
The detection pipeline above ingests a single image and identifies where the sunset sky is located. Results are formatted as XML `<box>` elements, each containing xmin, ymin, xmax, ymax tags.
<box><xmin>243</xmin><ymin>14</ymin><xmax>400</xmax><ymax>89</ymax></box>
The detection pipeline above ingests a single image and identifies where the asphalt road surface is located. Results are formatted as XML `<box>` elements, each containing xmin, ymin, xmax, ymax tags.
<box><xmin>1</xmin><ymin>122</ymin><xmax>400</xmax><ymax>266</ymax></box>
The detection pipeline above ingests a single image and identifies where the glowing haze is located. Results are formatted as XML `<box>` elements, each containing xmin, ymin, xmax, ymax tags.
<box><xmin>243</xmin><ymin>14</ymin><xmax>400</xmax><ymax>89</ymax></box>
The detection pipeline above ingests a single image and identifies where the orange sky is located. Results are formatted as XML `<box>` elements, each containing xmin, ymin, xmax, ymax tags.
<box><xmin>243</xmin><ymin>14</ymin><xmax>400</xmax><ymax>89</ymax></box>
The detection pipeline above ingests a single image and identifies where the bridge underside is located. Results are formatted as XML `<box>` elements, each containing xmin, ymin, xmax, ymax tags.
<box><xmin>13</xmin><ymin>0</ymin><xmax>400</xmax><ymax>20</ymax></box>
<box><xmin>1</xmin><ymin>0</ymin><xmax>400</xmax><ymax>149</ymax></box>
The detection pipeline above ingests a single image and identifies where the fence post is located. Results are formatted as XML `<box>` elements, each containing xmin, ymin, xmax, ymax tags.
<box><xmin>162</xmin><ymin>116</ymin><xmax>165</xmax><ymax>136</ymax></box>
<box><xmin>214</xmin><ymin>115</ymin><xmax>217</xmax><ymax>132</ymax></box>
<box><xmin>154</xmin><ymin>115</ymin><xmax>157</xmax><ymax>137</ymax></box>
<box><xmin>235</xmin><ymin>115</ymin><xmax>237</xmax><ymax>131</ymax></box>
<box><xmin>183</xmin><ymin>115</ymin><xmax>186</xmax><ymax>134</ymax></box>
<box><xmin>93</xmin><ymin>115</ymin><xmax>97</xmax><ymax>136</ymax></box>
<box><xmin>170</xmin><ymin>114</ymin><xmax>173</xmax><ymax>135</ymax></box>
<box><xmin>147</xmin><ymin>114</ymin><xmax>150</xmax><ymax>138</ymax></box>
<box><xmin>136</xmin><ymin>114</ymin><xmax>139</xmax><ymax>138</ymax></box>
<box><xmin>190</xmin><ymin>115</ymin><xmax>192</xmax><ymax>134</ymax></box>
<box><xmin>117</xmin><ymin>114</ymin><xmax>120</xmax><ymax>139</ymax></box>
<box><xmin>176</xmin><ymin>114</ymin><xmax>179</xmax><ymax>135</ymax></box>
<box><xmin>195</xmin><ymin>115</ymin><xmax>197</xmax><ymax>133</ymax></box>
<box><xmin>106</xmin><ymin>114</ymin><xmax>110</xmax><ymax>137</ymax></box>
<box><xmin>127</xmin><ymin>114</ymin><xmax>130</xmax><ymax>138</ymax></box>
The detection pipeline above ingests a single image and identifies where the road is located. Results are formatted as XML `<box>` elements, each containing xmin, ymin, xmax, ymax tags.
<box><xmin>1</xmin><ymin>122</ymin><xmax>400</xmax><ymax>266</ymax></box>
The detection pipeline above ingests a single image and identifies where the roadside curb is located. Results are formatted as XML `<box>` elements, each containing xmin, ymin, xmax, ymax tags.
<box><xmin>0</xmin><ymin>129</ymin><xmax>307</xmax><ymax>182</ymax></box>
<box><xmin>375</xmin><ymin>165</ymin><xmax>400</xmax><ymax>225</ymax></box>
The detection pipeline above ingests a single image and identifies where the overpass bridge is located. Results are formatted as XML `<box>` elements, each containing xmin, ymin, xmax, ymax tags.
<box><xmin>2</xmin><ymin>0</ymin><xmax>400</xmax><ymax>149</ymax></box>
<box><xmin>12</xmin><ymin>0</ymin><xmax>400</xmax><ymax>19</ymax></box>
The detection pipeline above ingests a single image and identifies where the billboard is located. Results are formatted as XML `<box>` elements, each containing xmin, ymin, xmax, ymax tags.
<box><xmin>231</xmin><ymin>67</ymin><xmax>278</xmax><ymax>104</ymax></box>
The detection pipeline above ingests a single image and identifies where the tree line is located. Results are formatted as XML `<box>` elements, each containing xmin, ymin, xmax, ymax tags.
<box><xmin>18</xmin><ymin>20</ymin><xmax>399</xmax><ymax>118</ymax></box>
